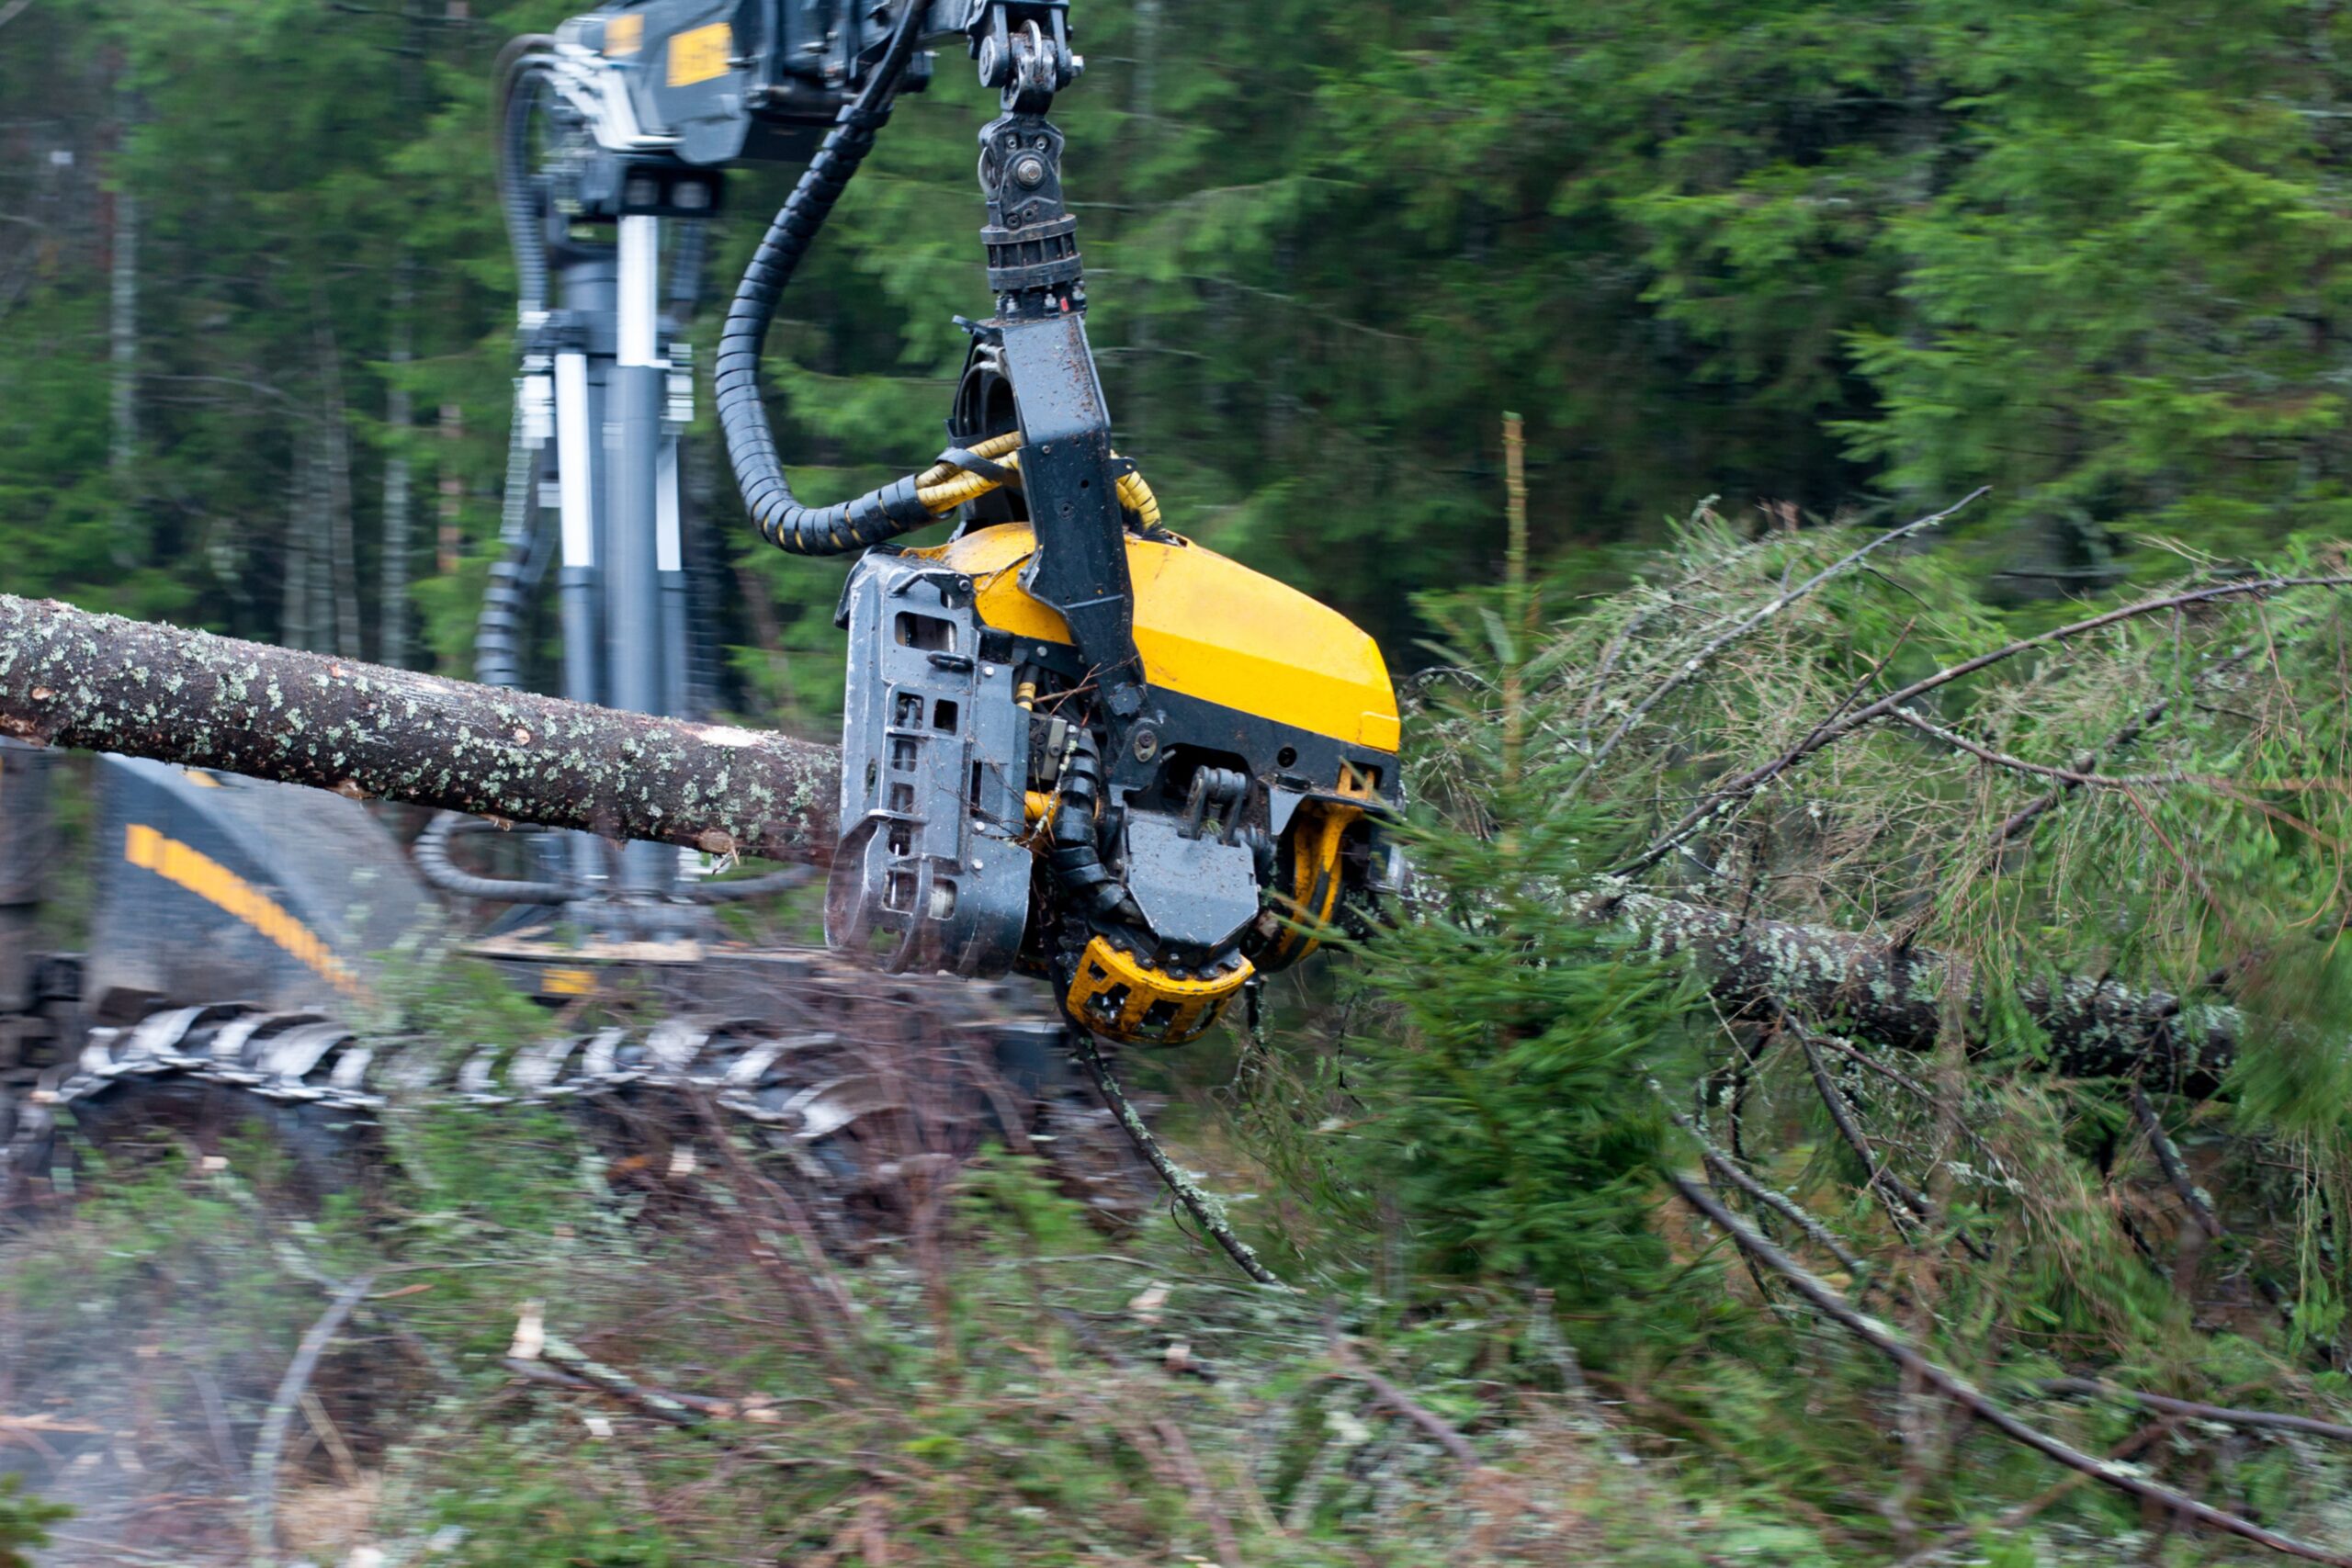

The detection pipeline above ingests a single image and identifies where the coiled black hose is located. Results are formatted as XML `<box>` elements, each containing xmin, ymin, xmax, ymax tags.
<box><xmin>716</xmin><ymin>0</ymin><xmax>936</xmax><ymax>556</ymax></box>
<box><xmin>1047</xmin><ymin>730</ymin><xmax>1141</xmax><ymax>924</ymax></box>
<box><xmin>446</xmin><ymin>51</ymin><xmax>569</xmax><ymax>909</ymax></box>
<box><xmin>414</xmin><ymin>813</ymin><xmax>577</xmax><ymax>906</ymax></box>
<box><xmin>475</xmin><ymin>381</ymin><xmax>545</xmax><ymax>691</ymax></box>
<box><xmin>472</xmin><ymin>535</ymin><xmax>535</xmax><ymax>691</ymax></box>
<box><xmin>493</xmin><ymin>35</ymin><xmax>557</xmax><ymax>326</ymax></box>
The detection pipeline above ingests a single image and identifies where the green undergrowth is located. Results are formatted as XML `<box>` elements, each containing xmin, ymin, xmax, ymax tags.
<box><xmin>12</xmin><ymin>535</ymin><xmax>2352</xmax><ymax>1562</ymax></box>
<box><xmin>1</xmin><ymin>1123</ymin><xmax>1810</xmax><ymax>1566</ymax></box>
<box><xmin>14</xmin><ymin>1080</ymin><xmax>2352</xmax><ymax>1566</ymax></box>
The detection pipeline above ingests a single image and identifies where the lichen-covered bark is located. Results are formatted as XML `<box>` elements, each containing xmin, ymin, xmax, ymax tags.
<box><xmin>1592</xmin><ymin>890</ymin><xmax>2235</xmax><ymax>1088</ymax></box>
<box><xmin>0</xmin><ymin>594</ymin><xmax>837</xmax><ymax>863</ymax></box>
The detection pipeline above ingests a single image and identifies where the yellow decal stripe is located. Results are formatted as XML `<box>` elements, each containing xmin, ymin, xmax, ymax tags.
<box><xmin>666</xmin><ymin>22</ymin><xmax>732</xmax><ymax>86</ymax></box>
<box><xmin>541</xmin><ymin>967</ymin><xmax>597</xmax><ymax>997</ymax></box>
<box><xmin>123</xmin><ymin>824</ymin><xmax>364</xmax><ymax>998</ymax></box>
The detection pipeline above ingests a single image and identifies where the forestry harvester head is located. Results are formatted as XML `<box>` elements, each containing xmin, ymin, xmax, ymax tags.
<box><xmin>503</xmin><ymin>0</ymin><xmax>1407</xmax><ymax>1046</ymax></box>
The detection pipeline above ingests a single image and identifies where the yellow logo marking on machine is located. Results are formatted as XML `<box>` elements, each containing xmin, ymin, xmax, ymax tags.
<box><xmin>605</xmin><ymin>13</ymin><xmax>643</xmax><ymax>55</ymax></box>
<box><xmin>122</xmin><ymin>824</ymin><xmax>363</xmax><ymax>998</ymax></box>
<box><xmin>541</xmin><ymin>966</ymin><xmax>598</xmax><ymax>998</ymax></box>
<box><xmin>666</xmin><ymin>22</ymin><xmax>733</xmax><ymax>86</ymax></box>
<box><xmin>1065</xmin><ymin>936</ymin><xmax>1250</xmax><ymax>1047</ymax></box>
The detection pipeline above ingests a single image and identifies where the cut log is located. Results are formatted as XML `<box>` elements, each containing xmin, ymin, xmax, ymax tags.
<box><xmin>0</xmin><ymin>594</ymin><xmax>836</xmax><ymax>863</ymax></box>
<box><xmin>1589</xmin><ymin>890</ymin><xmax>2234</xmax><ymax>1089</ymax></box>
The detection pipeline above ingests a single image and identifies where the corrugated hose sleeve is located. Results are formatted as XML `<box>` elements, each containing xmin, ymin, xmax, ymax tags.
<box><xmin>493</xmin><ymin>37</ymin><xmax>556</xmax><ymax>326</ymax></box>
<box><xmin>717</xmin><ymin>0</ymin><xmax>935</xmax><ymax>557</ymax></box>
<box><xmin>414</xmin><ymin>812</ymin><xmax>578</xmax><ymax>906</ymax></box>
<box><xmin>475</xmin><ymin>382</ymin><xmax>540</xmax><ymax>691</ymax></box>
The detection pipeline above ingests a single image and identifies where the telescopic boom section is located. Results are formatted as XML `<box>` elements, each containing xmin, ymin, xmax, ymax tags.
<box><xmin>716</xmin><ymin>0</ymin><xmax>1147</xmax><ymax>715</ymax></box>
<box><xmin>974</xmin><ymin>1</ymin><xmax>1146</xmax><ymax>716</ymax></box>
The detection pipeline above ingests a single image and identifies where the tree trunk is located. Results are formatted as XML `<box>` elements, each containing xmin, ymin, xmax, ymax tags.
<box><xmin>1124</xmin><ymin>0</ymin><xmax>1160</xmax><ymax>448</ymax></box>
<box><xmin>0</xmin><ymin>594</ymin><xmax>834</xmax><ymax>863</ymax></box>
<box><xmin>1586</xmin><ymin>891</ymin><xmax>2233</xmax><ymax>1088</ymax></box>
<box><xmin>0</xmin><ymin>595</ymin><xmax>2254</xmax><ymax>1086</ymax></box>
<box><xmin>307</xmin><ymin>417</ymin><xmax>334</xmax><ymax>653</ymax></box>
<box><xmin>379</xmin><ymin>0</ymin><xmax>423</xmax><ymax>670</ymax></box>
<box><xmin>316</xmin><ymin>306</ymin><xmax>364</xmax><ymax>660</ymax></box>
<box><xmin>381</xmin><ymin>301</ymin><xmax>413</xmax><ymax>670</ymax></box>
<box><xmin>106</xmin><ymin>105</ymin><xmax>137</xmax><ymax>545</ymax></box>
<box><xmin>280</xmin><ymin>430</ymin><xmax>313</xmax><ymax>650</ymax></box>
<box><xmin>437</xmin><ymin>401</ymin><xmax>464</xmax><ymax>578</ymax></box>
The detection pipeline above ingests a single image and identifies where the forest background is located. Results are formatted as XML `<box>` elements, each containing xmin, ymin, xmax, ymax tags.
<box><xmin>13</xmin><ymin>3</ymin><xmax>2352</xmax><ymax>1565</ymax></box>
<box><xmin>10</xmin><ymin>0</ymin><xmax>2350</xmax><ymax>701</ymax></box>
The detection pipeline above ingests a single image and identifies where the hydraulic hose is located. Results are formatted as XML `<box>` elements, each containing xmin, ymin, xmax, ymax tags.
<box><xmin>492</xmin><ymin>35</ymin><xmax>558</xmax><ymax>326</ymax></box>
<box><xmin>457</xmin><ymin>38</ymin><xmax>573</xmax><ymax>911</ymax></box>
<box><xmin>716</xmin><ymin>0</ymin><xmax>936</xmax><ymax>556</ymax></box>
<box><xmin>1046</xmin><ymin>729</ymin><xmax>1141</xmax><ymax>925</ymax></box>
<box><xmin>683</xmin><ymin>865</ymin><xmax>815</xmax><ymax>903</ymax></box>
<box><xmin>914</xmin><ymin>441</ymin><xmax>1164</xmax><ymax>531</ymax></box>
<box><xmin>475</xmin><ymin>380</ymin><xmax>543</xmax><ymax>691</ymax></box>
<box><xmin>418</xmin><ymin>813</ymin><xmax>810</xmax><ymax>907</ymax></box>
<box><xmin>414</xmin><ymin>812</ymin><xmax>578</xmax><ymax>906</ymax></box>
<box><xmin>472</xmin><ymin>530</ymin><xmax>537</xmax><ymax>691</ymax></box>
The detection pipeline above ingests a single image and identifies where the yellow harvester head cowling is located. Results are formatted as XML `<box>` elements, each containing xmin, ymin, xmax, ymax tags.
<box><xmin>915</xmin><ymin>524</ymin><xmax>1400</xmax><ymax>759</ymax></box>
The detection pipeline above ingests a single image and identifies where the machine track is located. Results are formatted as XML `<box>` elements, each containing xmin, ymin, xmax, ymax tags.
<box><xmin>4</xmin><ymin>996</ymin><xmax>1151</xmax><ymax>1235</ymax></box>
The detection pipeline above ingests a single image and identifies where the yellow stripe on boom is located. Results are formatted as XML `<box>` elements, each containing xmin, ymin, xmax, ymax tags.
<box><xmin>122</xmin><ymin>823</ymin><xmax>365</xmax><ymax>998</ymax></box>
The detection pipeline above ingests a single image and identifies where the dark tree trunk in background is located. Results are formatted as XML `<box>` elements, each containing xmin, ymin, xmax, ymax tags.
<box><xmin>315</xmin><ymin>307</ymin><xmax>363</xmax><ymax>660</ymax></box>
<box><xmin>281</xmin><ymin>432</ymin><xmax>313</xmax><ymax>650</ymax></box>
<box><xmin>381</xmin><ymin>288</ymin><xmax>413</xmax><ymax>670</ymax></box>
<box><xmin>379</xmin><ymin>2</ymin><xmax>423</xmax><ymax>671</ymax></box>
<box><xmin>107</xmin><ymin>74</ymin><xmax>139</xmax><ymax>544</ymax></box>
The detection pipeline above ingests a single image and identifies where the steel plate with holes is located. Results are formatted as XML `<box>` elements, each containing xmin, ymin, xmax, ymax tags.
<box><xmin>827</xmin><ymin>549</ymin><xmax>1032</xmax><ymax>977</ymax></box>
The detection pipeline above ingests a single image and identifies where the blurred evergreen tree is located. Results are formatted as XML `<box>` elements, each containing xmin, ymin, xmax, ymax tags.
<box><xmin>6</xmin><ymin>0</ymin><xmax>2352</xmax><ymax>699</ymax></box>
